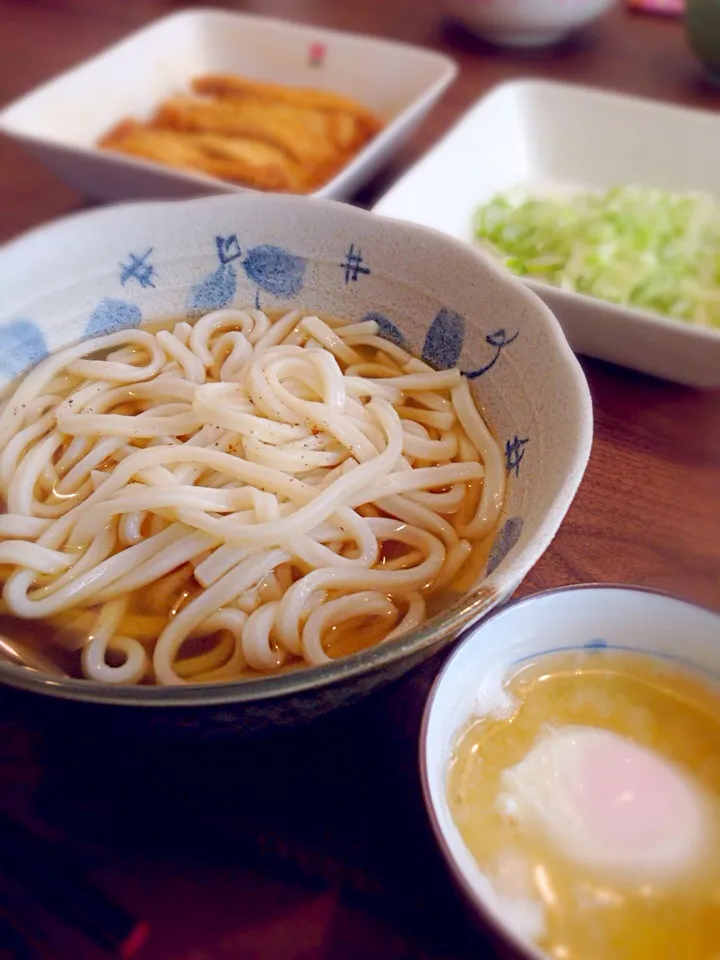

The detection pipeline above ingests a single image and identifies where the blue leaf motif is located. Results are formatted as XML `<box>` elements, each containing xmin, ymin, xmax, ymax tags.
<box><xmin>486</xmin><ymin>516</ymin><xmax>524</xmax><ymax>575</ymax></box>
<box><xmin>186</xmin><ymin>264</ymin><xmax>237</xmax><ymax>313</ymax></box>
<box><xmin>86</xmin><ymin>298</ymin><xmax>142</xmax><ymax>337</ymax></box>
<box><xmin>243</xmin><ymin>245</ymin><xmax>306</xmax><ymax>297</ymax></box>
<box><xmin>421</xmin><ymin>308</ymin><xmax>465</xmax><ymax>370</ymax></box>
<box><xmin>0</xmin><ymin>320</ymin><xmax>48</xmax><ymax>378</ymax></box>
<box><xmin>362</xmin><ymin>311</ymin><xmax>406</xmax><ymax>347</ymax></box>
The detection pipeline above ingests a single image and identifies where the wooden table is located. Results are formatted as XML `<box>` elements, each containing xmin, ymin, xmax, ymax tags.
<box><xmin>0</xmin><ymin>2</ymin><xmax>719</xmax><ymax>959</ymax></box>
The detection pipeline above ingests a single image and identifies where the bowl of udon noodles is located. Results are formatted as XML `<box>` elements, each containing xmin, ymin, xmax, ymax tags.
<box><xmin>0</xmin><ymin>193</ymin><xmax>592</xmax><ymax>738</ymax></box>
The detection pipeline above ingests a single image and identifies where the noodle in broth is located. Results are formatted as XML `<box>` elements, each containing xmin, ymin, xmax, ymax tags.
<box><xmin>0</xmin><ymin>309</ymin><xmax>505</xmax><ymax>685</ymax></box>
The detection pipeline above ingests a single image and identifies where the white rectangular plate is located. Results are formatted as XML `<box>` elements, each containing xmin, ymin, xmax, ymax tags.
<box><xmin>374</xmin><ymin>79</ymin><xmax>720</xmax><ymax>388</ymax></box>
<box><xmin>0</xmin><ymin>8</ymin><xmax>456</xmax><ymax>205</ymax></box>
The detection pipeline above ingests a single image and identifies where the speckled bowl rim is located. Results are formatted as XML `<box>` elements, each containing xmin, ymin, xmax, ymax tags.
<box><xmin>0</xmin><ymin>195</ymin><xmax>592</xmax><ymax>708</ymax></box>
<box><xmin>418</xmin><ymin>582</ymin><xmax>720</xmax><ymax>960</ymax></box>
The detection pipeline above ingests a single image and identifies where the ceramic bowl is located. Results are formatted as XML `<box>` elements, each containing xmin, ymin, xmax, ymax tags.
<box><xmin>0</xmin><ymin>194</ymin><xmax>592</xmax><ymax>739</ymax></box>
<box><xmin>375</xmin><ymin>80</ymin><xmax>720</xmax><ymax>388</ymax></box>
<box><xmin>443</xmin><ymin>0</ymin><xmax>616</xmax><ymax>47</ymax></box>
<box><xmin>420</xmin><ymin>584</ymin><xmax>720</xmax><ymax>959</ymax></box>
<box><xmin>0</xmin><ymin>8</ymin><xmax>456</xmax><ymax>204</ymax></box>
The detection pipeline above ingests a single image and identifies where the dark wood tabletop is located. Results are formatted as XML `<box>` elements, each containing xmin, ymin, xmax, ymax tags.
<box><xmin>1</xmin><ymin>2</ymin><xmax>719</xmax><ymax>959</ymax></box>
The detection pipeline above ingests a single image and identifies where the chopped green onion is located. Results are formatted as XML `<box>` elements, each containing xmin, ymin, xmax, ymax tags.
<box><xmin>474</xmin><ymin>185</ymin><xmax>720</xmax><ymax>328</ymax></box>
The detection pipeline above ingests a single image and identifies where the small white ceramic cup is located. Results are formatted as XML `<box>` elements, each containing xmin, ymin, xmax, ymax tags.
<box><xmin>443</xmin><ymin>0</ymin><xmax>617</xmax><ymax>48</ymax></box>
<box><xmin>420</xmin><ymin>584</ymin><xmax>720</xmax><ymax>958</ymax></box>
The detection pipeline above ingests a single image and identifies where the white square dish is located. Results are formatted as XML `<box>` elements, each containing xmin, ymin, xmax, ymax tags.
<box><xmin>374</xmin><ymin>80</ymin><xmax>720</xmax><ymax>388</ymax></box>
<box><xmin>0</xmin><ymin>8</ymin><xmax>456</xmax><ymax>204</ymax></box>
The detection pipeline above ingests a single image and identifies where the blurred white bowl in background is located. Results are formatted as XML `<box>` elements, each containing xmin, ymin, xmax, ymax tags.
<box><xmin>444</xmin><ymin>0</ymin><xmax>617</xmax><ymax>47</ymax></box>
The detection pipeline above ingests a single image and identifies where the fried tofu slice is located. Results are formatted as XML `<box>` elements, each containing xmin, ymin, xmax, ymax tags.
<box><xmin>152</xmin><ymin>96</ymin><xmax>359</xmax><ymax>179</ymax></box>
<box><xmin>100</xmin><ymin>120</ymin><xmax>203</xmax><ymax>169</ymax></box>
<box><xmin>97</xmin><ymin>73</ymin><xmax>381</xmax><ymax>192</ymax></box>
<box><xmin>98</xmin><ymin>120</ymin><xmax>310</xmax><ymax>192</ymax></box>
<box><xmin>192</xmin><ymin>73</ymin><xmax>383</xmax><ymax>137</ymax></box>
<box><xmin>196</xmin><ymin>132</ymin><xmax>310</xmax><ymax>191</ymax></box>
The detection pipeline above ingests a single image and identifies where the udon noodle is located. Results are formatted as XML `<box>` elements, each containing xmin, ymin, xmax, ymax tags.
<box><xmin>0</xmin><ymin>308</ymin><xmax>504</xmax><ymax>685</ymax></box>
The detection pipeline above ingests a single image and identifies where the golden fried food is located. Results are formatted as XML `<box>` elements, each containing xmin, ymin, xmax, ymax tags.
<box><xmin>191</xmin><ymin>73</ymin><xmax>383</xmax><ymax>136</ymax></box>
<box><xmin>152</xmin><ymin>97</ymin><xmax>355</xmax><ymax>181</ymax></box>
<box><xmin>99</xmin><ymin>121</ymin><xmax>308</xmax><ymax>191</ymax></box>
<box><xmin>192</xmin><ymin>133</ymin><xmax>309</xmax><ymax>192</ymax></box>
<box><xmin>97</xmin><ymin>72</ymin><xmax>383</xmax><ymax>193</ymax></box>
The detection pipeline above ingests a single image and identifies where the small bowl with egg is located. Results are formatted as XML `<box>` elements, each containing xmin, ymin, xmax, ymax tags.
<box><xmin>421</xmin><ymin>584</ymin><xmax>720</xmax><ymax>960</ymax></box>
<box><xmin>0</xmin><ymin>192</ymin><xmax>591</xmax><ymax>739</ymax></box>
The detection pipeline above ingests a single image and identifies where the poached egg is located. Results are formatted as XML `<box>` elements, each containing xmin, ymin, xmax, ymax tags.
<box><xmin>498</xmin><ymin>725</ymin><xmax>709</xmax><ymax>881</ymax></box>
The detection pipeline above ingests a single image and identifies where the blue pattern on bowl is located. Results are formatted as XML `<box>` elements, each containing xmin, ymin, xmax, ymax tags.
<box><xmin>119</xmin><ymin>248</ymin><xmax>157</xmax><ymax>289</ymax></box>
<box><xmin>465</xmin><ymin>328</ymin><xmax>519</xmax><ymax>380</ymax></box>
<box><xmin>486</xmin><ymin>516</ymin><xmax>525</xmax><ymax>576</ymax></box>
<box><xmin>0</xmin><ymin>319</ymin><xmax>48</xmax><ymax>378</ymax></box>
<box><xmin>341</xmin><ymin>243</ymin><xmax>371</xmax><ymax>284</ymax></box>
<box><xmin>187</xmin><ymin>237</ymin><xmax>306</xmax><ymax>313</ymax></box>
<box><xmin>505</xmin><ymin>436</ymin><xmax>530</xmax><ymax>477</ymax></box>
<box><xmin>86</xmin><ymin>298</ymin><xmax>143</xmax><ymax>337</ymax></box>
<box><xmin>243</xmin><ymin>244</ymin><xmax>306</xmax><ymax>297</ymax></box>
<box><xmin>421</xmin><ymin>307</ymin><xmax>465</xmax><ymax>370</ymax></box>
<box><xmin>187</xmin><ymin>264</ymin><xmax>238</xmax><ymax>313</ymax></box>
<box><xmin>361</xmin><ymin>311</ymin><xmax>406</xmax><ymax>346</ymax></box>
<box><xmin>216</xmin><ymin>234</ymin><xmax>243</xmax><ymax>265</ymax></box>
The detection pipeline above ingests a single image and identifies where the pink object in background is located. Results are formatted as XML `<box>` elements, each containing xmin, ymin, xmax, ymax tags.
<box><xmin>627</xmin><ymin>0</ymin><xmax>684</xmax><ymax>14</ymax></box>
<box><xmin>308</xmin><ymin>41</ymin><xmax>327</xmax><ymax>67</ymax></box>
